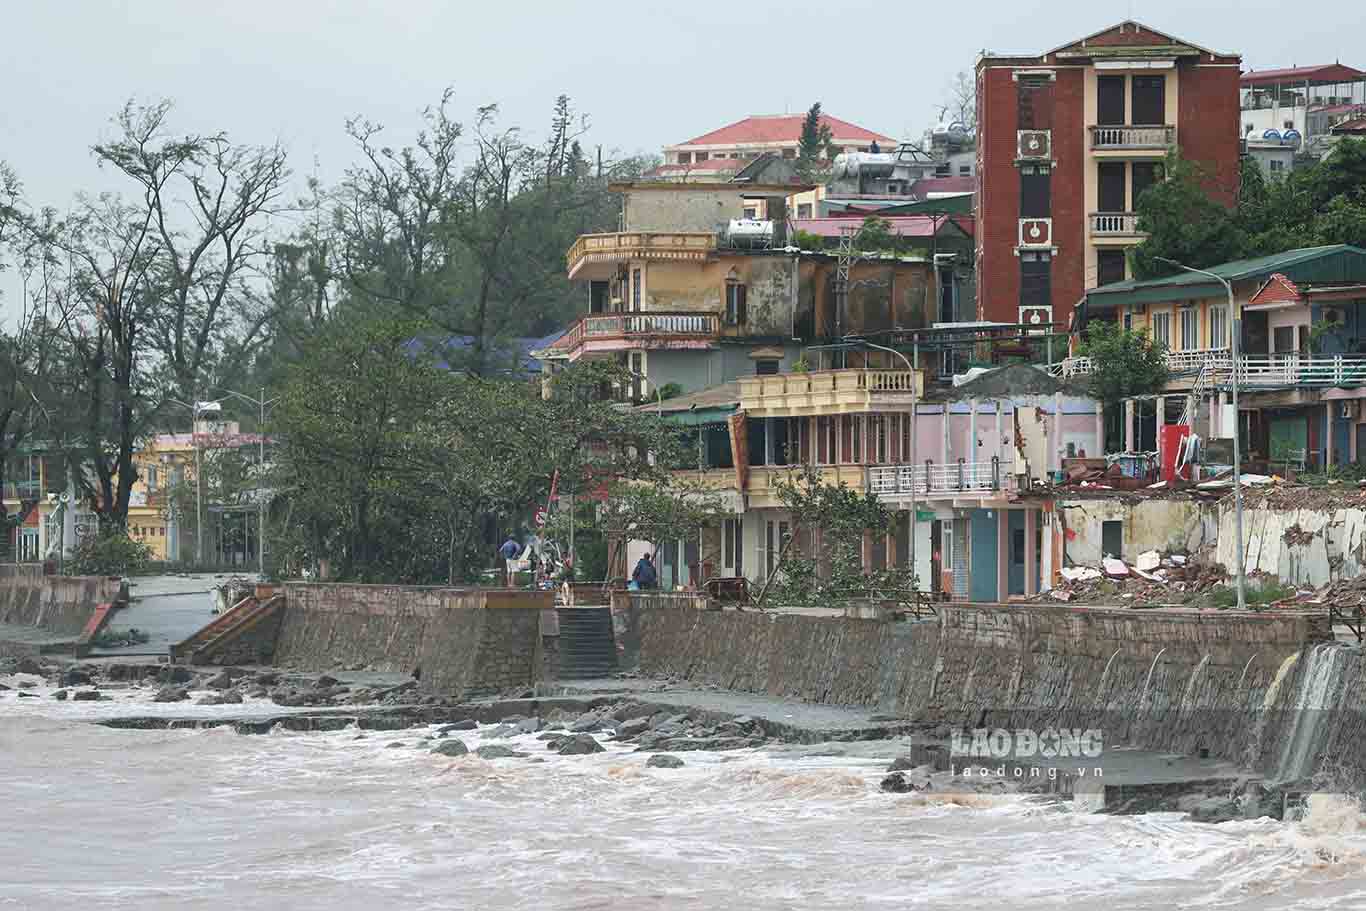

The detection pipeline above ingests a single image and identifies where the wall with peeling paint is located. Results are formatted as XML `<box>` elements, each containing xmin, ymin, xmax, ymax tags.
<box><xmin>1217</xmin><ymin>502</ymin><xmax>1366</xmax><ymax>587</ymax></box>
<box><xmin>1060</xmin><ymin>498</ymin><xmax>1214</xmax><ymax>565</ymax></box>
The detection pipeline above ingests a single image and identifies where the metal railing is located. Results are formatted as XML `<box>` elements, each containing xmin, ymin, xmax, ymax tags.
<box><xmin>1049</xmin><ymin>348</ymin><xmax>1230</xmax><ymax>378</ymax></box>
<box><xmin>1090</xmin><ymin>212</ymin><xmax>1142</xmax><ymax>235</ymax></box>
<box><xmin>566</xmin><ymin>231</ymin><xmax>717</xmax><ymax>273</ymax></box>
<box><xmin>1049</xmin><ymin>351</ymin><xmax>1366</xmax><ymax>388</ymax></box>
<box><xmin>868</xmin><ymin>458</ymin><xmax>1005</xmax><ymax>499</ymax></box>
<box><xmin>551</xmin><ymin>311</ymin><xmax>720</xmax><ymax>352</ymax></box>
<box><xmin>1089</xmin><ymin>124</ymin><xmax>1176</xmax><ymax>149</ymax></box>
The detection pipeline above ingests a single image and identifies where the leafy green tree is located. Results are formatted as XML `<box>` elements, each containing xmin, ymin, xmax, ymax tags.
<box><xmin>1078</xmin><ymin>320</ymin><xmax>1170</xmax><ymax>450</ymax></box>
<box><xmin>796</xmin><ymin>103</ymin><xmax>834</xmax><ymax>183</ymax></box>
<box><xmin>762</xmin><ymin>463</ymin><xmax>915</xmax><ymax>608</ymax></box>
<box><xmin>1131</xmin><ymin>154</ymin><xmax>1244</xmax><ymax>279</ymax></box>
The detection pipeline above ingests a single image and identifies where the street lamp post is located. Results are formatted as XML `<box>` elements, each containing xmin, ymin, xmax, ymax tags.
<box><xmin>1154</xmin><ymin>256</ymin><xmax>1246</xmax><ymax>610</ymax></box>
<box><xmin>855</xmin><ymin>339</ymin><xmax>920</xmax><ymax>591</ymax></box>
<box><xmin>221</xmin><ymin>388</ymin><xmax>277</xmax><ymax>578</ymax></box>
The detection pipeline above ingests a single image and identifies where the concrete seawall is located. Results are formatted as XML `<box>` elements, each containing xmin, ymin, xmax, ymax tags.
<box><xmin>274</xmin><ymin>583</ymin><xmax>550</xmax><ymax>697</ymax></box>
<box><xmin>0</xmin><ymin>566</ymin><xmax>123</xmax><ymax>655</ymax></box>
<box><xmin>633</xmin><ymin>601</ymin><xmax>1366</xmax><ymax>786</ymax></box>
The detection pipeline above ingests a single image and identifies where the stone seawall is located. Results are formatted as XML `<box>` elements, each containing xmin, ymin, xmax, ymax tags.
<box><xmin>274</xmin><ymin>584</ymin><xmax>550</xmax><ymax>698</ymax></box>
<box><xmin>0</xmin><ymin>566</ymin><xmax>123</xmax><ymax>648</ymax></box>
<box><xmin>633</xmin><ymin>601</ymin><xmax>1361</xmax><ymax>784</ymax></box>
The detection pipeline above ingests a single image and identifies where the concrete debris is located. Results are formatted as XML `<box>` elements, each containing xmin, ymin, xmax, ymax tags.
<box><xmin>1103</xmin><ymin>558</ymin><xmax>1129</xmax><ymax>578</ymax></box>
<box><xmin>1135</xmin><ymin>551</ymin><xmax>1162</xmax><ymax>572</ymax></box>
<box><xmin>1037</xmin><ymin>549</ymin><xmax>1226</xmax><ymax>606</ymax></box>
<box><xmin>1060</xmin><ymin>567</ymin><xmax>1102</xmax><ymax>583</ymax></box>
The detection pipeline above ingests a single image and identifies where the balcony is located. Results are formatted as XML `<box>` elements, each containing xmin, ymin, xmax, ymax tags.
<box><xmin>737</xmin><ymin>369</ymin><xmax>924</xmax><ymax>417</ymax></box>
<box><xmin>1089</xmin><ymin>212</ymin><xmax>1145</xmax><ymax>241</ymax></box>
<box><xmin>868</xmin><ymin>460</ymin><xmax>1011</xmax><ymax>502</ymax></box>
<box><xmin>1050</xmin><ymin>351</ymin><xmax>1366</xmax><ymax>389</ymax></box>
<box><xmin>1089</xmin><ymin>125</ymin><xmax>1176</xmax><ymax>155</ymax></box>
<box><xmin>548</xmin><ymin>311</ymin><xmax>720</xmax><ymax>360</ymax></box>
<box><xmin>1051</xmin><ymin>347</ymin><xmax>1230</xmax><ymax>379</ymax></box>
<box><xmin>566</xmin><ymin>231</ymin><xmax>717</xmax><ymax>280</ymax></box>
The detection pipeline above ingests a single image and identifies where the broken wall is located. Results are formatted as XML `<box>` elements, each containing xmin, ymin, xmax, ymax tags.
<box><xmin>1060</xmin><ymin>498</ymin><xmax>1213</xmax><ymax>565</ymax></box>
<box><xmin>1216</xmin><ymin>500</ymin><xmax>1366</xmax><ymax>587</ymax></box>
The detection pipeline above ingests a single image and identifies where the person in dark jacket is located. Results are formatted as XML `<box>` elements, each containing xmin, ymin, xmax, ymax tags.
<box><xmin>632</xmin><ymin>553</ymin><xmax>658</xmax><ymax>589</ymax></box>
<box><xmin>499</xmin><ymin>536</ymin><xmax>521</xmax><ymax>586</ymax></box>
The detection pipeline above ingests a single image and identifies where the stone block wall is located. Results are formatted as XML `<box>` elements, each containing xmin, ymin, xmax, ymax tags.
<box><xmin>0</xmin><ymin>567</ymin><xmax>123</xmax><ymax>637</ymax></box>
<box><xmin>273</xmin><ymin>583</ymin><xmax>550</xmax><ymax>698</ymax></box>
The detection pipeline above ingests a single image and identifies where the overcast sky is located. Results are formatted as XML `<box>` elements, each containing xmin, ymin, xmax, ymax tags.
<box><xmin>2</xmin><ymin>0</ymin><xmax>1363</xmax><ymax>314</ymax></box>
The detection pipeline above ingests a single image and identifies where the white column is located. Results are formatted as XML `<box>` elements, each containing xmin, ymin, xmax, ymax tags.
<box><xmin>968</xmin><ymin>398</ymin><xmax>978</xmax><ymax>465</ymax></box>
<box><xmin>1094</xmin><ymin>402</ymin><xmax>1104</xmax><ymax>458</ymax></box>
<box><xmin>1156</xmin><ymin>395</ymin><xmax>1165</xmax><ymax>464</ymax></box>
<box><xmin>995</xmin><ymin>401</ymin><xmax>1004</xmax><ymax>465</ymax></box>
<box><xmin>1326</xmin><ymin>403</ymin><xmax>1335</xmax><ymax>468</ymax></box>
<box><xmin>1125</xmin><ymin>400</ymin><xmax>1136</xmax><ymax>452</ymax></box>
<box><xmin>941</xmin><ymin>405</ymin><xmax>950</xmax><ymax>466</ymax></box>
<box><xmin>1052</xmin><ymin>391</ymin><xmax>1062</xmax><ymax>473</ymax></box>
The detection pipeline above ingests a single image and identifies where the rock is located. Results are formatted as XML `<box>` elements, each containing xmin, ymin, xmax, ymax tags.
<box><xmin>1188</xmin><ymin>796</ymin><xmax>1240</xmax><ymax>824</ymax></box>
<box><xmin>72</xmin><ymin>689</ymin><xmax>102</xmax><ymax>701</ymax></box>
<box><xmin>652</xmin><ymin>721</ymin><xmax>684</xmax><ymax>736</ymax></box>
<box><xmin>217</xmin><ymin>690</ymin><xmax>243</xmax><ymax>704</ymax></box>
<box><xmin>1050</xmin><ymin>590</ymin><xmax>1073</xmax><ymax>601</ymax></box>
<box><xmin>646</xmin><ymin>754</ymin><xmax>685</xmax><ymax>769</ymax></box>
<box><xmin>617</xmin><ymin>717</ymin><xmax>651</xmax><ymax>739</ymax></box>
<box><xmin>475</xmin><ymin>745</ymin><xmax>522</xmax><ymax>759</ymax></box>
<box><xmin>15</xmin><ymin>657</ymin><xmax>44</xmax><ymax>676</ymax></box>
<box><xmin>385</xmin><ymin>741</ymin><xmax>407</xmax><ymax>749</ymax></box>
<box><xmin>315</xmin><ymin>674</ymin><xmax>340</xmax><ymax>688</ymax></box>
<box><xmin>52</xmin><ymin>689</ymin><xmax>67</xmax><ymax>701</ymax></box>
<box><xmin>557</xmin><ymin>733</ymin><xmax>605</xmax><ymax>755</ymax></box>
<box><xmin>569</xmin><ymin>713</ymin><xmax>602</xmax><ymax>733</ymax></box>
<box><xmin>1135</xmin><ymin>550</ymin><xmax>1162</xmax><ymax>572</ymax></box>
<box><xmin>61</xmin><ymin>667</ymin><xmax>94</xmax><ymax>686</ymax></box>
<box><xmin>438</xmin><ymin>720</ymin><xmax>478</xmax><ymax>733</ymax></box>
<box><xmin>245</xmin><ymin>687</ymin><xmax>268</xmax><ymax>698</ymax></box>
<box><xmin>204</xmin><ymin>671</ymin><xmax>234</xmax><ymax>690</ymax></box>
<box><xmin>485</xmin><ymin>723</ymin><xmax>518</xmax><ymax>739</ymax></box>
<box><xmin>537</xmin><ymin>732</ymin><xmax>568</xmax><ymax>742</ymax></box>
<box><xmin>254</xmin><ymin>671</ymin><xmax>280</xmax><ymax>686</ymax></box>
<box><xmin>153</xmin><ymin>686</ymin><xmax>189</xmax><ymax>703</ymax></box>
<box><xmin>514</xmin><ymin>717</ymin><xmax>542</xmax><ymax>734</ymax></box>
<box><xmin>880</xmin><ymin>772</ymin><xmax>917</xmax><ymax>794</ymax></box>
<box><xmin>195</xmin><ymin>694</ymin><xmax>222</xmax><ymax>706</ymax></box>
<box><xmin>158</xmin><ymin>666</ymin><xmax>193</xmax><ymax>684</ymax></box>
<box><xmin>886</xmin><ymin>756</ymin><xmax>917</xmax><ymax>773</ymax></box>
<box><xmin>431</xmin><ymin>740</ymin><xmax>468</xmax><ymax>757</ymax></box>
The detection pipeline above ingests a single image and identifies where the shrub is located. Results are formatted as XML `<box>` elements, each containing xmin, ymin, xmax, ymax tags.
<box><xmin>68</xmin><ymin>531</ymin><xmax>154</xmax><ymax>577</ymax></box>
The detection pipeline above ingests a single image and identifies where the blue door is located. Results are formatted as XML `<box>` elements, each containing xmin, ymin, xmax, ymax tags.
<box><xmin>968</xmin><ymin>509</ymin><xmax>998</xmax><ymax>602</ymax></box>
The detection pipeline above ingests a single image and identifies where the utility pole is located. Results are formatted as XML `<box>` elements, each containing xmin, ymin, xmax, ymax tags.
<box><xmin>859</xmin><ymin>339</ymin><xmax>920</xmax><ymax>593</ymax></box>
<box><xmin>1155</xmin><ymin>257</ymin><xmax>1245</xmax><ymax>610</ymax></box>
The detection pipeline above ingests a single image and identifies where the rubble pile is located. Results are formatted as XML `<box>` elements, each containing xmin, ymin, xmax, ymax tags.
<box><xmin>1040</xmin><ymin>549</ymin><xmax>1227</xmax><ymax>606</ymax></box>
<box><xmin>1287</xmin><ymin>576</ymin><xmax>1366</xmax><ymax>612</ymax></box>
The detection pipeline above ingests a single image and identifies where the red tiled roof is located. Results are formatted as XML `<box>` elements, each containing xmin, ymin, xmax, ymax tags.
<box><xmin>793</xmin><ymin>215</ymin><xmax>958</xmax><ymax>240</ymax></box>
<box><xmin>674</xmin><ymin>114</ymin><xmax>895</xmax><ymax>148</ymax></box>
<box><xmin>1332</xmin><ymin>116</ymin><xmax>1366</xmax><ymax>133</ymax></box>
<box><xmin>1241</xmin><ymin>64</ymin><xmax>1366</xmax><ymax>87</ymax></box>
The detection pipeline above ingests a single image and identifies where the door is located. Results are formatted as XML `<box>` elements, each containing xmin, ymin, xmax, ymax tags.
<box><xmin>722</xmin><ymin>517</ymin><xmax>743</xmax><ymax>577</ymax></box>
<box><xmin>1097</xmin><ymin>76</ymin><xmax>1125</xmax><ymax>125</ymax></box>
<box><xmin>1098</xmin><ymin>162</ymin><xmax>1126</xmax><ymax>212</ymax></box>
<box><xmin>968</xmin><ymin>509</ymin><xmax>998</xmax><ymax>602</ymax></box>
<box><xmin>1101</xmin><ymin>520</ymin><xmax>1123</xmax><ymax>560</ymax></box>
<box><xmin>1131</xmin><ymin>75</ymin><xmax>1166</xmax><ymax>125</ymax></box>
<box><xmin>930</xmin><ymin>520</ymin><xmax>943</xmax><ymax>596</ymax></box>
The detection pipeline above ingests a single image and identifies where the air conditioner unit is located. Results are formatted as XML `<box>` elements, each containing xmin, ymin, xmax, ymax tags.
<box><xmin>1017</xmin><ymin>130</ymin><xmax>1052</xmax><ymax>159</ymax></box>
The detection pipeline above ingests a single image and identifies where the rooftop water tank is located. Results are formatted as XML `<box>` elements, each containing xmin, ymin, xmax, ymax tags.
<box><xmin>832</xmin><ymin>151</ymin><xmax>897</xmax><ymax>180</ymax></box>
<box><xmin>726</xmin><ymin>219</ymin><xmax>773</xmax><ymax>248</ymax></box>
<box><xmin>1283</xmin><ymin>129</ymin><xmax>1302</xmax><ymax>144</ymax></box>
<box><xmin>1262</xmin><ymin>129</ymin><xmax>1282</xmax><ymax>140</ymax></box>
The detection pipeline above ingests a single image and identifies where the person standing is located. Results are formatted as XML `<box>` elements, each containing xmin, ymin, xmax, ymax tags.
<box><xmin>499</xmin><ymin>535</ymin><xmax>521</xmax><ymax>587</ymax></box>
<box><xmin>632</xmin><ymin>552</ymin><xmax>657</xmax><ymax>590</ymax></box>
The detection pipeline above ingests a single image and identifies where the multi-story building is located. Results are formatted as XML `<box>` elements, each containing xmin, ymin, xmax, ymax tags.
<box><xmin>657</xmin><ymin>113</ymin><xmax>895</xmax><ymax>176</ymax></box>
<box><xmin>1240</xmin><ymin>63</ymin><xmax>1366</xmax><ymax>160</ymax></box>
<box><xmin>537</xmin><ymin>180</ymin><xmax>958</xmax><ymax>397</ymax></box>
<box><xmin>975</xmin><ymin>21</ymin><xmax>1242</xmax><ymax>331</ymax></box>
<box><xmin>1063</xmin><ymin>244</ymin><xmax>1366</xmax><ymax>469</ymax></box>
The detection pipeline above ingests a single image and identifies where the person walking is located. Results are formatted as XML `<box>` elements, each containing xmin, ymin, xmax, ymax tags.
<box><xmin>632</xmin><ymin>552</ymin><xmax>657</xmax><ymax>590</ymax></box>
<box><xmin>499</xmin><ymin>535</ymin><xmax>521</xmax><ymax>587</ymax></box>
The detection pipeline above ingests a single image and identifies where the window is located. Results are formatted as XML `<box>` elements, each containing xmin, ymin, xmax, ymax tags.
<box><xmin>725</xmin><ymin>279</ymin><xmax>748</xmax><ymax>326</ymax></box>
<box><xmin>1210</xmin><ymin>305</ymin><xmax>1228</xmax><ymax>349</ymax></box>
<box><xmin>743</xmin><ymin>207</ymin><xmax>758</xmax><ymax>219</ymax></box>
<box><xmin>1097</xmin><ymin>249</ymin><xmax>1126</xmax><ymax>286</ymax></box>
<box><xmin>887</xmin><ymin>183</ymin><xmax>899</xmax><ymax>194</ymax></box>
<box><xmin>1269</xmin><ymin>159</ymin><xmax>1285</xmax><ymax>173</ymax></box>
<box><xmin>1131</xmin><ymin>162</ymin><xmax>1163</xmax><ymax>205</ymax></box>
<box><xmin>1097</xmin><ymin>75</ymin><xmax>1125</xmax><ymax>126</ymax></box>
<box><xmin>678</xmin><ymin>152</ymin><xmax>692</xmax><ymax>164</ymax></box>
<box><xmin>782</xmin><ymin>147</ymin><xmax>796</xmax><ymax>159</ymax></box>
<box><xmin>1098</xmin><ymin>162</ymin><xmax>1126</xmax><ymax>212</ymax></box>
<box><xmin>146</xmin><ymin>466</ymin><xmax>158</xmax><ymax>491</ymax></box>
<box><xmin>695</xmin><ymin>152</ymin><xmax>709</xmax><ymax>162</ymax></box>
<box><xmin>874</xmin><ymin>415</ymin><xmax>888</xmax><ymax>463</ymax></box>
<box><xmin>959</xmin><ymin>164</ymin><xmax>971</xmax><ymax>176</ymax></box>
<box><xmin>1020</xmin><ymin>253</ymin><xmax>1051</xmax><ymax>311</ymax></box>
<box><xmin>1020</xmin><ymin>163</ymin><xmax>1050</xmax><ymax>217</ymax></box>
<box><xmin>631</xmin><ymin>268</ymin><xmax>642</xmax><ymax>311</ymax></box>
<box><xmin>796</xmin><ymin>203</ymin><xmax>812</xmax><ymax>219</ymax></box>
<box><xmin>1273</xmin><ymin>325</ymin><xmax>1295</xmax><ymax>354</ymax></box>
<box><xmin>756</xmin><ymin>359</ymin><xmax>780</xmax><ymax>375</ymax></box>
<box><xmin>1131</xmin><ymin>75</ymin><xmax>1166</xmax><ymax>125</ymax></box>
<box><xmin>1017</xmin><ymin>75</ymin><xmax>1053</xmax><ymax>129</ymax></box>
<box><xmin>589</xmin><ymin>280</ymin><xmax>610</xmax><ymax>314</ymax></box>
<box><xmin>1179</xmin><ymin>306</ymin><xmax>1198</xmax><ymax>351</ymax></box>
<box><xmin>1151</xmin><ymin>311</ymin><xmax>1171</xmax><ymax>348</ymax></box>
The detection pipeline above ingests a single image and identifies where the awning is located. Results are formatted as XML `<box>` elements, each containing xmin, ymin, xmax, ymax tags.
<box><xmin>656</xmin><ymin>405</ymin><xmax>737</xmax><ymax>426</ymax></box>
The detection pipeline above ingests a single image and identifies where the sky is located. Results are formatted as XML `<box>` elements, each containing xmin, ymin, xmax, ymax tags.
<box><xmin>1</xmin><ymin>0</ymin><xmax>1364</xmax><ymax>316</ymax></box>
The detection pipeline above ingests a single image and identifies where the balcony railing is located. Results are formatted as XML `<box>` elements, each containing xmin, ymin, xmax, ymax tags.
<box><xmin>1089</xmin><ymin>125</ymin><xmax>1176</xmax><ymax>150</ymax></box>
<box><xmin>550</xmin><ymin>311</ymin><xmax>720</xmax><ymax>354</ymax></box>
<box><xmin>1049</xmin><ymin>351</ymin><xmax>1366</xmax><ymax>388</ymax></box>
<box><xmin>737</xmin><ymin>369</ymin><xmax>924</xmax><ymax>416</ymax></box>
<box><xmin>868</xmin><ymin>459</ymin><xmax>1009</xmax><ymax>500</ymax></box>
<box><xmin>1090</xmin><ymin>212</ymin><xmax>1142</xmax><ymax>236</ymax></box>
<box><xmin>566</xmin><ymin>231</ymin><xmax>717</xmax><ymax>277</ymax></box>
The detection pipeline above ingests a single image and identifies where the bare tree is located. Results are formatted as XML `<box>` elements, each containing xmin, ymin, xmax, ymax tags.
<box><xmin>940</xmin><ymin>71</ymin><xmax>977</xmax><ymax>132</ymax></box>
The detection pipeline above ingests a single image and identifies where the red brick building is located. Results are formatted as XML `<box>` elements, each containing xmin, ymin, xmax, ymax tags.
<box><xmin>974</xmin><ymin>21</ymin><xmax>1242</xmax><ymax>332</ymax></box>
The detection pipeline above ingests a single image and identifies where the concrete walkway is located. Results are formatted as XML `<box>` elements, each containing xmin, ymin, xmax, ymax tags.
<box><xmin>90</xmin><ymin>573</ymin><xmax>258</xmax><ymax>658</ymax></box>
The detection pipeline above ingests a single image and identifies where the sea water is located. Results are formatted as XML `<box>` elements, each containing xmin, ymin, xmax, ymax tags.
<box><xmin>2</xmin><ymin>678</ymin><xmax>1365</xmax><ymax>910</ymax></box>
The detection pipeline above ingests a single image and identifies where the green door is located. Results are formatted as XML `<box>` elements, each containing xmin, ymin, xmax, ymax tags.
<box><xmin>1269</xmin><ymin>415</ymin><xmax>1308</xmax><ymax>466</ymax></box>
